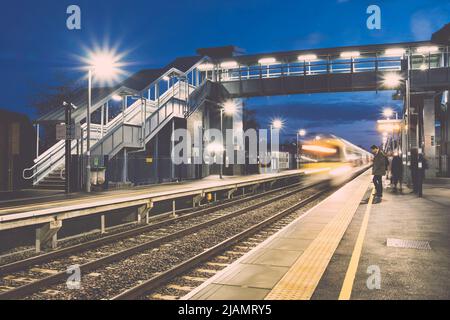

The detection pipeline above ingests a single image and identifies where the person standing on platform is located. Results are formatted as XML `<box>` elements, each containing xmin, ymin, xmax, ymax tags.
<box><xmin>370</xmin><ymin>145</ymin><xmax>387</xmax><ymax>204</ymax></box>
<box><xmin>391</xmin><ymin>152</ymin><xmax>403</xmax><ymax>192</ymax></box>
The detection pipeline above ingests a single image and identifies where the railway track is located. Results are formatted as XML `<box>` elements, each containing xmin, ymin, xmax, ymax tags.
<box><xmin>113</xmin><ymin>189</ymin><xmax>327</xmax><ymax>300</ymax></box>
<box><xmin>0</xmin><ymin>180</ymin><xmax>325</xmax><ymax>300</ymax></box>
<box><xmin>0</xmin><ymin>179</ymin><xmax>306</xmax><ymax>269</ymax></box>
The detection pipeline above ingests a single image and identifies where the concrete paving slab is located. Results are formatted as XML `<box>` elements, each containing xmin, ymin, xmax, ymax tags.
<box><xmin>241</xmin><ymin>248</ymin><xmax>303</xmax><ymax>267</ymax></box>
<box><xmin>214</xmin><ymin>264</ymin><xmax>289</xmax><ymax>289</ymax></box>
<box><xmin>190</xmin><ymin>284</ymin><xmax>270</xmax><ymax>300</ymax></box>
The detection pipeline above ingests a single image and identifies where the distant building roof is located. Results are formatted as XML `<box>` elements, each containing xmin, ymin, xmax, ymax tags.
<box><xmin>432</xmin><ymin>23</ymin><xmax>450</xmax><ymax>45</ymax></box>
<box><xmin>122</xmin><ymin>56</ymin><xmax>202</xmax><ymax>91</ymax></box>
<box><xmin>196</xmin><ymin>46</ymin><xmax>239</xmax><ymax>59</ymax></box>
<box><xmin>0</xmin><ymin>109</ymin><xmax>32</xmax><ymax>124</ymax></box>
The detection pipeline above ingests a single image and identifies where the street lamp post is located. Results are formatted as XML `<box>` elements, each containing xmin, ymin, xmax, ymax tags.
<box><xmin>297</xmin><ymin>129</ymin><xmax>306</xmax><ymax>169</ymax></box>
<box><xmin>270</xmin><ymin>119</ymin><xmax>283</xmax><ymax>172</ymax></box>
<box><xmin>219</xmin><ymin>100</ymin><xmax>238</xmax><ymax>179</ymax></box>
<box><xmin>83</xmin><ymin>49</ymin><xmax>124</xmax><ymax>192</ymax></box>
<box><xmin>220</xmin><ymin>108</ymin><xmax>223</xmax><ymax>179</ymax></box>
<box><xmin>86</xmin><ymin>69</ymin><xmax>92</xmax><ymax>192</ymax></box>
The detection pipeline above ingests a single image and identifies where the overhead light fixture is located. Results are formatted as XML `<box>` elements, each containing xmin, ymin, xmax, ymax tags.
<box><xmin>298</xmin><ymin>129</ymin><xmax>306</xmax><ymax>136</ymax></box>
<box><xmin>384</xmin><ymin>48</ymin><xmax>406</xmax><ymax>56</ymax></box>
<box><xmin>162</xmin><ymin>75</ymin><xmax>170</xmax><ymax>81</ymax></box>
<box><xmin>298</xmin><ymin>54</ymin><xmax>317</xmax><ymax>61</ymax></box>
<box><xmin>416</xmin><ymin>46</ymin><xmax>439</xmax><ymax>54</ymax></box>
<box><xmin>340</xmin><ymin>51</ymin><xmax>360</xmax><ymax>58</ymax></box>
<box><xmin>258</xmin><ymin>57</ymin><xmax>277</xmax><ymax>64</ymax></box>
<box><xmin>220</xmin><ymin>61</ymin><xmax>238</xmax><ymax>69</ymax></box>
<box><xmin>197</xmin><ymin>63</ymin><xmax>214</xmax><ymax>71</ymax></box>
<box><xmin>206</xmin><ymin>142</ymin><xmax>224</xmax><ymax>154</ymax></box>
<box><xmin>112</xmin><ymin>94</ymin><xmax>122</xmax><ymax>101</ymax></box>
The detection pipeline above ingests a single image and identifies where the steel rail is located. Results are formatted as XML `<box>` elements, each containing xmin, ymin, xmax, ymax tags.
<box><xmin>0</xmin><ymin>179</ymin><xmax>307</xmax><ymax>275</ymax></box>
<box><xmin>0</xmin><ymin>181</ymin><xmax>321</xmax><ymax>300</ymax></box>
<box><xmin>112</xmin><ymin>189</ymin><xmax>327</xmax><ymax>300</ymax></box>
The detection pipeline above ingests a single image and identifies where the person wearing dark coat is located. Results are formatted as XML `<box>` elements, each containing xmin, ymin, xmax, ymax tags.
<box><xmin>391</xmin><ymin>153</ymin><xmax>403</xmax><ymax>192</ymax></box>
<box><xmin>370</xmin><ymin>145</ymin><xmax>387</xmax><ymax>203</ymax></box>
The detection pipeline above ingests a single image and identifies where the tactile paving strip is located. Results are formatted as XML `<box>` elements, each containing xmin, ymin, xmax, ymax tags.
<box><xmin>265</xmin><ymin>175</ymin><xmax>371</xmax><ymax>300</ymax></box>
<box><xmin>386</xmin><ymin>238</ymin><xmax>431</xmax><ymax>250</ymax></box>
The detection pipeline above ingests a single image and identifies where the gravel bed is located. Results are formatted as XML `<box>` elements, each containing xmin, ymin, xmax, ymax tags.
<box><xmin>0</xmin><ymin>185</ymin><xmax>301</xmax><ymax>267</ymax></box>
<box><xmin>25</xmin><ymin>187</ymin><xmax>321</xmax><ymax>300</ymax></box>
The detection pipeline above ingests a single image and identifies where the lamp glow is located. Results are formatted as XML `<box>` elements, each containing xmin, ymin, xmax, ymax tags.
<box><xmin>416</xmin><ymin>46</ymin><xmax>439</xmax><ymax>54</ymax></box>
<box><xmin>298</xmin><ymin>54</ymin><xmax>317</xmax><ymax>61</ymax></box>
<box><xmin>340</xmin><ymin>51</ymin><xmax>360</xmax><ymax>58</ymax></box>
<box><xmin>384</xmin><ymin>48</ymin><xmax>406</xmax><ymax>56</ymax></box>
<box><xmin>207</xmin><ymin>142</ymin><xmax>224</xmax><ymax>154</ymax></box>
<box><xmin>88</xmin><ymin>50</ymin><xmax>123</xmax><ymax>80</ymax></box>
<box><xmin>272</xmin><ymin>119</ymin><xmax>283</xmax><ymax>129</ymax></box>
<box><xmin>197</xmin><ymin>63</ymin><xmax>214</xmax><ymax>71</ymax></box>
<box><xmin>220</xmin><ymin>61</ymin><xmax>238</xmax><ymax>69</ymax></box>
<box><xmin>383</xmin><ymin>108</ymin><xmax>394</xmax><ymax>119</ymax></box>
<box><xmin>382</xmin><ymin>72</ymin><xmax>403</xmax><ymax>88</ymax></box>
<box><xmin>112</xmin><ymin>94</ymin><xmax>122</xmax><ymax>101</ymax></box>
<box><xmin>222</xmin><ymin>100</ymin><xmax>237</xmax><ymax>115</ymax></box>
<box><xmin>298</xmin><ymin>129</ymin><xmax>306</xmax><ymax>137</ymax></box>
<box><xmin>258</xmin><ymin>57</ymin><xmax>276</xmax><ymax>64</ymax></box>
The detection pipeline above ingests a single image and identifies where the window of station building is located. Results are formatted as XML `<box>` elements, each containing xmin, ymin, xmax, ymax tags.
<box><xmin>411</xmin><ymin>53</ymin><xmax>442</xmax><ymax>69</ymax></box>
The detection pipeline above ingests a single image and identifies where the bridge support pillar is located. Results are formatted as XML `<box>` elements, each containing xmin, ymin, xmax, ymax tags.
<box><xmin>423</xmin><ymin>97</ymin><xmax>437</xmax><ymax>178</ymax></box>
<box><xmin>269</xmin><ymin>180</ymin><xmax>276</xmax><ymax>189</ymax></box>
<box><xmin>227</xmin><ymin>187</ymin><xmax>237</xmax><ymax>199</ymax></box>
<box><xmin>250</xmin><ymin>183</ymin><xmax>260</xmax><ymax>194</ymax></box>
<box><xmin>193</xmin><ymin>193</ymin><xmax>205</xmax><ymax>208</ymax></box>
<box><xmin>100</xmin><ymin>215</ymin><xmax>106</xmax><ymax>234</ymax></box>
<box><xmin>137</xmin><ymin>200</ymin><xmax>153</xmax><ymax>224</ymax></box>
<box><xmin>35</xmin><ymin>220</ymin><xmax>62</xmax><ymax>253</ymax></box>
<box><xmin>172</xmin><ymin>200</ymin><xmax>176</xmax><ymax>217</ymax></box>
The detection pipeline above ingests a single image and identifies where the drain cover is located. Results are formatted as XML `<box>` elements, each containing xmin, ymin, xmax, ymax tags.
<box><xmin>386</xmin><ymin>238</ymin><xmax>431</xmax><ymax>250</ymax></box>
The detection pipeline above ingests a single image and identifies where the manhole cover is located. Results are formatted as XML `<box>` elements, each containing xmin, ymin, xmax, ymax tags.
<box><xmin>386</xmin><ymin>238</ymin><xmax>431</xmax><ymax>250</ymax></box>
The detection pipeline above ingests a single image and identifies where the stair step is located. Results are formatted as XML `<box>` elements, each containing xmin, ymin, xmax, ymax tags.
<box><xmin>34</xmin><ymin>185</ymin><xmax>65</xmax><ymax>190</ymax></box>
<box><xmin>42</xmin><ymin>178</ymin><xmax>65</xmax><ymax>182</ymax></box>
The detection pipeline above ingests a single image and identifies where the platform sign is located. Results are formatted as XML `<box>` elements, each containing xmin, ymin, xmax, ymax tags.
<box><xmin>56</xmin><ymin>123</ymin><xmax>82</xmax><ymax>140</ymax></box>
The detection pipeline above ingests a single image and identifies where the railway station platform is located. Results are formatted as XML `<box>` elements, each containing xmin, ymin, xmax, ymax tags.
<box><xmin>184</xmin><ymin>171</ymin><xmax>450</xmax><ymax>300</ymax></box>
<box><xmin>0</xmin><ymin>168</ymin><xmax>327</xmax><ymax>232</ymax></box>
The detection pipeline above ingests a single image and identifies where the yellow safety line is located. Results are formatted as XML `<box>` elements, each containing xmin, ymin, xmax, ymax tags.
<box><xmin>265</xmin><ymin>176</ymin><xmax>370</xmax><ymax>300</ymax></box>
<box><xmin>338</xmin><ymin>190</ymin><xmax>374</xmax><ymax>300</ymax></box>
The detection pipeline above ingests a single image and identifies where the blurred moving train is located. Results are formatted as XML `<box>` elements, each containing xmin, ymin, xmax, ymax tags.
<box><xmin>299</xmin><ymin>135</ymin><xmax>373</xmax><ymax>185</ymax></box>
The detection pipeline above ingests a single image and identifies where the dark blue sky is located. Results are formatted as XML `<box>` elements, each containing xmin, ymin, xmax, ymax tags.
<box><xmin>1</xmin><ymin>0</ymin><xmax>449</xmax><ymax>147</ymax></box>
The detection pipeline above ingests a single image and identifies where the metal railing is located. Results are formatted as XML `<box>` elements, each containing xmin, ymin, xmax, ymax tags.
<box><xmin>215</xmin><ymin>57</ymin><xmax>404</xmax><ymax>82</ymax></box>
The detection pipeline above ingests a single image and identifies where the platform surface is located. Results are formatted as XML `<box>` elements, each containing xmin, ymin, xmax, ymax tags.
<box><xmin>1</xmin><ymin>169</ymin><xmax>332</xmax><ymax>231</ymax></box>
<box><xmin>184</xmin><ymin>170</ymin><xmax>372</xmax><ymax>300</ymax></box>
<box><xmin>185</xmin><ymin>173</ymin><xmax>450</xmax><ymax>300</ymax></box>
<box><xmin>313</xmin><ymin>182</ymin><xmax>450</xmax><ymax>300</ymax></box>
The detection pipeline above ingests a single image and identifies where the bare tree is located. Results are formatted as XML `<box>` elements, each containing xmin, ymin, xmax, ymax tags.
<box><xmin>28</xmin><ymin>72</ymin><xmax>83</xmax><ymax>151</ymax></box>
